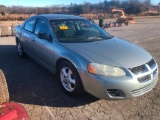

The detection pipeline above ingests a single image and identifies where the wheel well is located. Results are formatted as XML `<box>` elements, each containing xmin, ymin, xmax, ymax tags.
<box><xmin>56</xmin><ymin>58</ymin><xmax>74</xmax><ymax>73</ymax></box>
<box><xmin>56</xmin><ymin>58</ymin><xmax>84</xmax><ymax>92</ymax></box>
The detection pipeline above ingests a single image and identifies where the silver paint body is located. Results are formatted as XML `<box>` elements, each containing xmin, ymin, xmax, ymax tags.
<box><xmin>15</xmin><ymin>14</ymin><xmax>158</xmax><ymax>99</ymax></box>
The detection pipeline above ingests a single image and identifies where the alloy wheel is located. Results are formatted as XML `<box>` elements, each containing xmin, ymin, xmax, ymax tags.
<box><xmin>60</xmin><ymin>67</ymin><xmax>76</xmax><ymax>92</ymax></box>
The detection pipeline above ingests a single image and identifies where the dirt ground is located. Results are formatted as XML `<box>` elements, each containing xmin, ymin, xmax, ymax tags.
<box><xmin>0</xmin><ymin>18</ymin><xmax>160</xmax><ymax>120</ymax></box>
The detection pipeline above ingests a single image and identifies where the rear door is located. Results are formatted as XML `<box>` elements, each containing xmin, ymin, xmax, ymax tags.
<box><xmin>31</xmin><ymin>18</ymin><xmax>55</xmax><ymax>71</ymax></box>
<box><xmin>21</xmin><ymin>18</ymin><xmax>37</xmax><ymax>56</ymax></box>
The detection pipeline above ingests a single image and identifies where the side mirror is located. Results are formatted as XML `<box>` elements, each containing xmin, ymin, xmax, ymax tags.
<box><xmin>38</xmin><ymin>32</ymin><xmax>52</xmax><ymax>41</ymax></box>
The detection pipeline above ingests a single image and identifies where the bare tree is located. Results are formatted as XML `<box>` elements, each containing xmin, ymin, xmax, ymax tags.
<box><xmin>83</xmin><ymin>2</ymin><xmax>91</xmax><ymax>14</ymax></box>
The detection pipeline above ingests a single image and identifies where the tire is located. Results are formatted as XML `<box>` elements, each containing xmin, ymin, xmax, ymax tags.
<box><xmin>0</xmin><ymin>69</ymin><xmax>9</xmax><ymax>103</ymax></box>
<box><xmin>58</xmin><ymin>61</ymin><xmax>84</xmax><ymax>96</ymax></box>
<box><xmin>17</xmin><ymin>40</ymin><xmax>26</xmax><ymax>58</ymax></box>
<box><xmin>125</xmin><ymin>21</ymin><xmax>129</xmax><ymax>26</ymax></box>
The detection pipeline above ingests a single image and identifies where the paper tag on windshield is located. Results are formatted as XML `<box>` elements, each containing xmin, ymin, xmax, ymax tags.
<box><xmin>59</xmin><ymin>26</ymin><xmax>68</xmax><ymax>30</ymax></box>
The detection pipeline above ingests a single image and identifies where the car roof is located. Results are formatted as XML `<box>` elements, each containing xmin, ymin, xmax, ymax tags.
<box><xmin>37</xmin><ymin>14</ymin><xmax>85</xmax><ymax>20</ymax></box>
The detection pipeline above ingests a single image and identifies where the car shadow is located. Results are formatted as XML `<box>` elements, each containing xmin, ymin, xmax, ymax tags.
<box><xmin>0</xmin><ymin>45</ymin><xmax>99</xmax><ymax>107</ymax></box>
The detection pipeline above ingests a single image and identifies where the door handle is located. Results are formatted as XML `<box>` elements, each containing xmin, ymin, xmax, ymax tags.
<box><xmin>30</xmin><ymin>37</ymin><xmax>35</xmax><ymax>41</ymax></box>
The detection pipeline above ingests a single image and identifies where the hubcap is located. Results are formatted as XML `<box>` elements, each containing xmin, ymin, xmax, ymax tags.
<box><xmin>60</xmin><ymin>67</ymin><xmax>76</xmax><ymax>92</ymax></box>
<box><xmin>17</xmin><ymin>42</ymin><xmax>22</xmax><ymax>55</ymax></box>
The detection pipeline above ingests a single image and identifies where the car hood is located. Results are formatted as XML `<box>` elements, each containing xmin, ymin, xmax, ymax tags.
<box><xmin>61</xmin><ymin>37</ymin><xmax>152</xmax><ymax>68</ymax></box>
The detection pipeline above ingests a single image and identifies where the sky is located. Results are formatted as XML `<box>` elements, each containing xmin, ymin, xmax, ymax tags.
<box><xmin>0</xmin><ymin>0</ymin><xmax>159</xmax><ymax>7</ymax></box>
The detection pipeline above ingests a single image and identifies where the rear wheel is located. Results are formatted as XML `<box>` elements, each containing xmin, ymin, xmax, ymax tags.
<box><xmin>58</xmin><ymin>61</ymin><xmax>84</xmax><ymax>96</ymax></box>
<box><xmin>0</xmin><ymin>69</ymin><xmax>9</xmax><ymax>103</ymax></box>
<box><xmin>17</xmin><ymin>41</ymin><xmax>26</xmax><ymax>58</ymax></box>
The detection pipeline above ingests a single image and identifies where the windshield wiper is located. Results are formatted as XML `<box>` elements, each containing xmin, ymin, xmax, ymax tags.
<box><xmin>65</xmin><ymin>36</ymin><xmax>86</xmax><ymax>40</ymax></box>
<box><xmin>88</xmin><ymin>35</ymin><xmax>113</xmax><ymax>40</ymax></box>
<box><xmin>99</xmin><ymin>35</ymin><xmax>114</xmax><ymax>39</ymax></box>
<box><xmin>58</xmin><ymin>35</ymin><xmax>113</xmax><ymax>43</ymax></box>
<box><xmin>58</xmin><ymin>36</ymin><xmax>93</xmax><ymax>43</ymax></box>
<box><xmin>87</xmin><ymin>36</ymin><xmax>102</xmax><ymax>40</ymax></box>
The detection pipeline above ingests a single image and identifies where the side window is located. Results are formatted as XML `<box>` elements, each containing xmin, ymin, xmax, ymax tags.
<box><xmin>24</xmin><ymin>18</ymin><xmax>36</xmax><ymax>32</ymax></box>
<box><xmin>35</xmin><ymin>19</ymin><xmax>50</xmax><ymax>35</ymax></box>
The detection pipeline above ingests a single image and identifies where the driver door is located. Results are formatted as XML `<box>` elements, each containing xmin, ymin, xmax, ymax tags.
<box><xmin>31</xmin><ymin>18</ymin><xmax>54</xmax><ymax>71</ymax></box>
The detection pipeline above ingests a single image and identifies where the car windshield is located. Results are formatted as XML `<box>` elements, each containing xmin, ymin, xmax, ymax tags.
<box><xmin>50</xmin><ymin>19</ymin><xmax>113</xmax><ymax>43</ymax></box>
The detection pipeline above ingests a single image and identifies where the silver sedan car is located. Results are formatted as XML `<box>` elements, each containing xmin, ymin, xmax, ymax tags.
<box><xmin>15</xmin><ymin>14</ymin><xmax>158</xmax><ymax>100</ymax></box>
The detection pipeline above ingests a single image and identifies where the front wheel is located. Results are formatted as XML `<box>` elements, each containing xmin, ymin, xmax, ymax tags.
<box><xmin>58</xmin><ymin>61</ymin><xmax>84</xmax><ymax>96</ymax></box>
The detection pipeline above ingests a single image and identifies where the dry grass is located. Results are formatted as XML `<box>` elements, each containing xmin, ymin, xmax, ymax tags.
<box><xmin>0</xmin><ymin>14</ymin><xmax>31</xmax><ymax>21</ymax></box>
<box><xmin>0</xmin><ymin>21</ymin><xmax>23</xmax><ymax>26</ymax></box>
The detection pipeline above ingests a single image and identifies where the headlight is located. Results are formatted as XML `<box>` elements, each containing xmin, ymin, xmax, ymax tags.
<box><xmin>88</xmin><ymin>63</ymin><xmax>126</xmax><ymax>76</ymax></box>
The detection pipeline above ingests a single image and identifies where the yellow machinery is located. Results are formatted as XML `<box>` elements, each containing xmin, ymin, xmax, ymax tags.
<box><xmin>112</xmin><ymin>9</ymin><xmax>136</xmax><ymax>24</ymax></box>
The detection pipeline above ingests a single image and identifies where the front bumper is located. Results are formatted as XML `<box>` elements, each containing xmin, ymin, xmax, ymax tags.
<box><xmin>78</xmin><ymin>59</ymin><xmax>158</xmax><ymax>100</ymax></box>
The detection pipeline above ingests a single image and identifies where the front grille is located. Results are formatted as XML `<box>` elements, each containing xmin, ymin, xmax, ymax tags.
<box><xmin>153</xmin><ymin>69</ymin><xmax>158</xmax><ymax>78</ymax></box>
<box><xmin>147</xmin><ymin>59</ymin><xmax>155</xmax><ymax>68</ymax></box>
<box><xmin>138</xmin><ymin>75</ymin><xmax>151</xmax><ymax>83</ymax></box>
<box><xmin>128</xmin><ymin>59</ymin><xmax>157</xmax><ymax>83</ymax></box>
<box><xmin>129</xmin><ymin>65</ymin><xmax>146</xmax><ymax>74</ymax></box>
<box><xmin>131</xmin><ymin>79</ymin><xmax>157</xmax><ymax>96</ymax></box>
